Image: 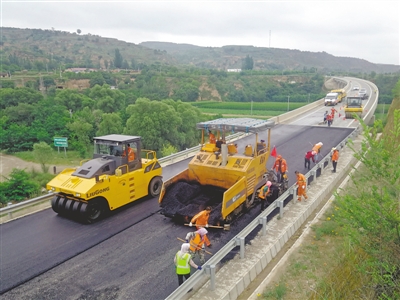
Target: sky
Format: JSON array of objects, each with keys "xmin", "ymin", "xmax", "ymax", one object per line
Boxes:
[{"xmin": 1, "ymin": 0, "xmax": 399, "ymax": 65}]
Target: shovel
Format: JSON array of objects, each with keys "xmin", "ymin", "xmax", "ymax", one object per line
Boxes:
[{"xmin": 184, "ymin": 223, "xmax": 230, "ymax": 231}]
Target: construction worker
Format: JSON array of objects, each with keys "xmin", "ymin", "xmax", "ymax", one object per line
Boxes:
[
  {"xmin": 189, "ymin": 206, "xmax": 212, "ymax": 247},
  {"xmin": 331, "ymin": 107, "xmax": 338, "ymax": 118},
  {"xmin": 326, "ymin": 113, "xmax": 333, "ymax": 127},
  {"xmin": 122, "ymin": 143, "xmax": 135, "ymax": 162},
  {"xmin": 272, "ymin": 155, "xmax": 288, "ymax": 183},
  {"xmin": 323, "ymin": 111, "xmax": 328, "ymax": 124},
  {"xmin": 331, "ymin": 147, "xmax": 339, "ymax": 173},
  {"xmin": 295, "ymin": 170, "xmax": 308, "ymax": 201},
  {"xmin": 258, "ymin": 181, "xmax": 272, "ymax": 211},
  {"xmin": 304, "ymin": 150, "xmax": 316, "ymax": 170},
  {"xmin": 174, "ymin": 243, "xmax": 202, "ymax": 287},
  {"xmin": 185, "ymin": 228, "xmax": 208, "ymax": 264},
  {"xmin": 208, "ymin": 130, "xmax": 216, "ymax": 144},
  {"xmin": 312, "ymin": 142, "xmax": 323, "ymax": 161}
]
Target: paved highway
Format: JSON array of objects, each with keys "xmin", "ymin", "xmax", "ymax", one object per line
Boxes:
[{"xmin": 1, "ymin": 78, "xmax": 376, "ymax": 299}]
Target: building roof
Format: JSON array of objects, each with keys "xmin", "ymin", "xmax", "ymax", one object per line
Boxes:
[{"xmin": 196, "ymin": 118, "xmax": 275, "ymax": 133}]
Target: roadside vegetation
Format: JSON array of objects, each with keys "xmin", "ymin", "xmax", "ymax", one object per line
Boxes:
[{"xmin": 260, "ymin": 86, "xmax": 400, "ymax": 299}]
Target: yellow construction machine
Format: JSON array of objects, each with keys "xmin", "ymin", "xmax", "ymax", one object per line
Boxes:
[
  {"xmin": 159, "ymin": 118, "xmax": 275, "ymax": 226},
  {"xmin": 330, "ymin": 89, "xmax": 347, "ymax": 103},
  {"xmin": 344, "ymin": 92, "xmax": 364, "ymax": 119},
  {"xmin": 47, "ymin": 134, "xmax": 162, "ymax": 223}
]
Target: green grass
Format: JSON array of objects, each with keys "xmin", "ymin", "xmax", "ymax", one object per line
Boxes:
[
  {"xmin": 12, "ymin": 150, "xmax": 84, "ymax": 166},
  {"xmin": 192, "ymin": 101, "xmax": 307, "ymax": 116},
  {"xmin": 262, "ymin": 281, "xmax": 287, "ymax": 299}
]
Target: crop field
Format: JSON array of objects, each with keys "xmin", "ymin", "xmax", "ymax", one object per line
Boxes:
[{"xmin": 191, "ymin": 101, "xmax": 307, "ymax": 117}]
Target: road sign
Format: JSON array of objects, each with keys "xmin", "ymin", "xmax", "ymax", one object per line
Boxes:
[{"xmin": 54, "ymin": 137, "xmax": 68, "ymax": 147}]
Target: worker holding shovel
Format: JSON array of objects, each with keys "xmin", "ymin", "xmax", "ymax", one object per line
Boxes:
[
  {"xmin": 189, "ymin": 206, "xmax": 212, "ymax": 247},
  {"xmin": 185, "ymin": 228, "xmax": 209, "ymax": 264}
]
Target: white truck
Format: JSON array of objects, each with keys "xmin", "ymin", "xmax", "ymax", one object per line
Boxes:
[{"xmin": 324, "ymin": 92, "xmax": 339, "ymax": 106}]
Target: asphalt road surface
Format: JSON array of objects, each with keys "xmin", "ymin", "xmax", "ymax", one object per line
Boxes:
[{"xmin": 0, "ymin": 123, "xmax": 354, "ymax": 299}]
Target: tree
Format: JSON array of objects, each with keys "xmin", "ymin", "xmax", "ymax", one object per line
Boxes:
[
  {"xmin": 0, "ymin": 169, "xmax": 40, "ymax": 203},
  {"xmin": 89, "ymin": 84, "xmax": 126, "ymax": 113},
  {"xmin": 77, "ymin": 29, "xmax": 81, "ymax": 34},
  {"xmin": 114, "ymin": 48, "xmax": 123, "ymax": 69},
  {"xmin": 242, "ymin": 55, "xmax": 254, "ymax": 70},
  {"xmin": 96, "ymin": 113, "xmax": 123, "ymax": 136},
  {"xmin": 124, "ymin": 98, "xmax": 182, "ymax": 152},
  {"xmin": 66, "ymin": 120, "xmax": 93, "ymax": 158},
  {"xmin": 33, "ymin": 142, "xmax": 54, "ymax": 172}
]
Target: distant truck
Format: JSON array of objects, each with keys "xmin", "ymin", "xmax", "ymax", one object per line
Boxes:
[
  {"xmin": 330, "ymin": 89, "xmax": 347, "ymax": 103},
  {"xmin": 324, "ymin": 92, "xmax": 340, "ymax": 106}
]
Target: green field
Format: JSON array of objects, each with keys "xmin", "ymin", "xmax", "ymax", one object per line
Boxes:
[{"xmin": 191, "ymin": 101, "xmax": 307, "ymax": 117}]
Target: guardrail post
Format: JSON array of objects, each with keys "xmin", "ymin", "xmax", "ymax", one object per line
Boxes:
[
  {"xmin": 259, "ymin": 216, "xmax": 268, "ymax": 236},
  {"xmin": 235, "ymin": 237, "xmax": 245, "ymax": 259},
  {"xmin": 209, "ymin": 264, "xmax": 216, "ymax": 291},
  {"xmin": 291, "ymin": 186, "xmax": 297, "ymax": 203},
  {"xmin": 278, "ymin": 200, "xmax": 284, "ymax": 219},
  {"xmin": 7, "ymin": 202, "xmax": 12, "ymax": 219},
  {"xmin": 319, "ymin": 162, "xmax": 324, "ymax": 175}
]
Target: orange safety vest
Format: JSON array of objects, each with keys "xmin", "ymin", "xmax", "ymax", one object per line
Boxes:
[
  {"xmin": 258, "ymin": 184, "xmax": 270, "ymax": 200},
  {"xmin": 191, "ymin": 210, "xmax": 210, "ymax": 227},
  {"xmin": 332, "ymin": 150, "xmax": 339, "ymax": 161},
  {"xmin": 189, "ymin": 233, "xmax": 205, "ymax": 252},
  {"xmin": 273, "ymin": 158, "xmax": 287, "ymax": 173},
  {"xmin": 209, "ymin": 133, "xmax": 216, "ymax": 144},
  {"xmin": 123, "ymin": 147, "xmax": 135, "ymax": 162},
  {"xmin": 296, "ymin": 173, "xmax": 306, "ymax": 187}
]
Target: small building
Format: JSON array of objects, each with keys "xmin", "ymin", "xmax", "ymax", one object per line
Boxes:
[{"xmin": 227, "ymin": 69, "xmax": 242, "ymax": 73}]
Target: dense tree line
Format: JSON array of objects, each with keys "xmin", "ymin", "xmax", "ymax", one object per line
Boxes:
[{"xmin": 0, "ymin": 85, "xmax": 206, "ymax": 157}]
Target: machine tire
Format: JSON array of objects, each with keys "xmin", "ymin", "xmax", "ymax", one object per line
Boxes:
[
  {"xmin": 149, "ymin": 177, "xmax": 162, "ymax": 197},
  {"xmin": 51, "ymin": 196, "xmax": 61, "ymax": 213},
  {"xmin": 85, "ymin": 200, "xmax": 106, "ymax": 224}
]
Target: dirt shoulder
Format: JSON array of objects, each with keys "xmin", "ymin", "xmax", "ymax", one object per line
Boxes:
[{"xmin": 0, "ymin": 152, "xmax": 73, "ymax": 181}]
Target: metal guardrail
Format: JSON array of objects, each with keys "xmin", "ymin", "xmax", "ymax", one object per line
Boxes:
[
  {"xmin": 165, "ymin": 127, "xmax": 361, "ymax": 299},
  {"xmin": 0, "ymin": 193, "xmax": 54, "ymax": 219}
]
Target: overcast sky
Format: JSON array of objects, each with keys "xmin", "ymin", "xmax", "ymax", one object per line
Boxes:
[{"xmin": 1, "ymin": 0, "xmax": 399, "ymax": 65}]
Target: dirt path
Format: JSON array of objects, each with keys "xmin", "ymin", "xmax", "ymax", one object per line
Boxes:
[{"xmin": 0, "ymin": 153, "xmax": 72, "ymax": 181}]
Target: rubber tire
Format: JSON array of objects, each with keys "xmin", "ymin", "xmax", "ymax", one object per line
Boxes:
[
  {"xmin": 149, "ymin": 177, "xmax": 162, "ymax": 197},
  {"xmin": 85, "ymin": 201, "xmax": 104, "ymax": 224}
]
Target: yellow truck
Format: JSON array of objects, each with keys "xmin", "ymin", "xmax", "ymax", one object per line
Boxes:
[
  {"xmin": 159, "ymin": 118, "xmax": 276, "ymax": 226},
  {"xmin": 47, "ymin": 134, "xmax": 162, "ymax": 223},
  {"xmin": 330, "ymin": 89, "xmax": 347, "ymax": 103}
]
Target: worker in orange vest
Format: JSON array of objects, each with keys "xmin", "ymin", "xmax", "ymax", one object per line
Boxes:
[
  {"xmin": 258, "ymin": 181, "xmax": 272, "ymax": 211},
  {"xmin": 208, "ymin": 130, "xmax": 216, "ymax": 144},
  {"xmin": 189, "ymin": 207, "xmax": 212, "ymax": 247},
  {"xmin": 295, "ymin": 170, "xmax": 308, "ymax": 202},
  {"xmin": 123, "ymin": 143, "xmax": 135, "ymax": 162},
  {"xmin": 272, "ymin": 155, "xmax": 288, "ymax": 183},
  {"xmin": 185, "ymin": 228, "xmax": 208, "ymax": 264},
  {"xmin": 331, "ymin": 147, "xmax": 339, "ymax": 173}
]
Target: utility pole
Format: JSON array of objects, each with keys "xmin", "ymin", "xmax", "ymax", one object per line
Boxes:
[
  {"xmin": 269, "ymin": 30, "xmax": 271, "ymax": 48},
  {"xmin": 251, "ymin": 100, "xmax": 253, "ymax": 115},
  {"xmin": 287, "ymin": 95, "xmax": 290, "ymax": 111}
]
